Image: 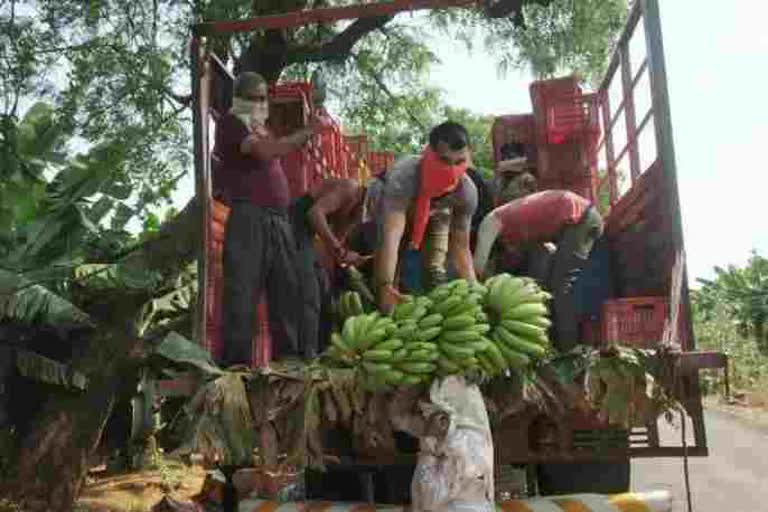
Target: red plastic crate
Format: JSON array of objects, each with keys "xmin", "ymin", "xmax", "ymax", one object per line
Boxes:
[
  {"xmin": 368, "ymin": 151, "xmax": 394, "ymax": 176},
  {"xmin": 578, "ymin": 315, "xmax": 601, "ymax": 347},
  {"xmin": 600, "ymin": 297, "xmax": 668, "ymax": 349},
  {"xmin": 491, "ymin": 115, "xmax": 536, "ymax": 166},
  {"xmin": 544, "ymin": 93, "xmax": 601, "ymax": 145},
  {"xmin": 269, "ymin": 83, "xmax": 355, "ymax": 196}
]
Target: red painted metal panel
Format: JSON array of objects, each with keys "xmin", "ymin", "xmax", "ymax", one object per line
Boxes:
[
  {"xmin": 193, "ymin": 0, "xmax": 475, "ymax": 35},
  {"xmin": 368, "ymin": 151, "xmax": 394, "ymax": 176}
]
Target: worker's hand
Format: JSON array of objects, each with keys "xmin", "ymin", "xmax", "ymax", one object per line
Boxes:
[
  {"xmin": 308, "ymin": 114, "xmax": 330, "ymax": 133},
  {"xmin": 340, "ymin": 250, "xmax": 373, "ymax": 268},
  {"xmin": 378, "ymin": 283, "xmax": 406, "ymax": 314},
  {"xmin": 419, "ymin": 437, "xmax": 440, "ymax": 456}
]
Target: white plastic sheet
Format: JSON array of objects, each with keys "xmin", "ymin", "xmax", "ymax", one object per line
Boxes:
[{"xmin": 411, "ymin": 376, "xmax": 494, "ymax": 512}]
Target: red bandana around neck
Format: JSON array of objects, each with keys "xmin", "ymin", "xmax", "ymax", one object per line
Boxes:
[{"xmin": 410, "ymin": 147, "xmax": 468, "ymax": 250}]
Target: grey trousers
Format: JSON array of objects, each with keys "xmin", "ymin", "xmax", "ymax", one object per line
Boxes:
[
  {"xmin": 221, "ymin": 201, "xmax": 301, "ymax": 366},
  {"xmin": 547, "ymin": 207, "xmax": 604, "ymax": 352}
]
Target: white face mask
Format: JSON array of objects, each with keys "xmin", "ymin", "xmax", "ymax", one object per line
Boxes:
[
  {"xmin": 231, "ymin": 97, "xmax": 269, "ymax": 130},
  {"xmin": 250, "ymin": 101, "xmax": 269, "ymax": 126}
]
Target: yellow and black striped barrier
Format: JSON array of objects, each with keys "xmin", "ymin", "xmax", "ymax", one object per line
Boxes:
[{"xmin": 238, "ymin": 491, "xmax": 672, "ymax": 512}]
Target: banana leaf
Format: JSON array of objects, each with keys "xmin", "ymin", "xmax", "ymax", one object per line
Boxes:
[
  {"xmin": 151, "ymin": 331, "xmax": 221, "ymax": 376},
  {"xmin": 15, "ymin": 349, "xmax": 87, "ymax": 390},
  {"xmin": 0, "ymin": 269, "xmax": 92, "ymax": 326}
]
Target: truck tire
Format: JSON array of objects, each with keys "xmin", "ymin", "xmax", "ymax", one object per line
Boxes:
[{"xmin": 536, "ymin": 461, "xmax": 630, "ymax": 495}]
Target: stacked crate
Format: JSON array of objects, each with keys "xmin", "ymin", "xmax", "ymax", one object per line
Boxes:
[
  {"xmin": 529, "ymin": 76, "xmax": 600, "ymax": 201},
  {"xmin": 368, "ymin": 151, "xmax": 394, "ymax": 176}
]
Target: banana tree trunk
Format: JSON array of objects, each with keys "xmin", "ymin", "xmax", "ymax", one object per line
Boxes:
[
  {"xmin": 755, "ymin": 319, "xmax": 767, "ymax": 355},
  {"xmin": 7, "ymin": 331, "xmax": 135, "ymax": 511},
  {"xmin": 5, "ymin": 199, "xmax": 201, "ymax": 510}
]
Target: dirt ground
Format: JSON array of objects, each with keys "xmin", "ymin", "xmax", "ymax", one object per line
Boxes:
[{"xmin": 74, "ymin": 460, "xmax": 206, "ymax": 512}]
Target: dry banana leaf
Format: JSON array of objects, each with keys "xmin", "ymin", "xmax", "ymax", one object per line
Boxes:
[
  {"xmin": 327, "ymin": 371, "xmax": 353, "ymax": 427},
  {"xmin": 321, "ymin": 388, "xmax": 339, "ymax": 425}
]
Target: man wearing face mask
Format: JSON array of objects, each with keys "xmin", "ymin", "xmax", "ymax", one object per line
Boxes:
[
  {"xmin": 214, "ymin": 71, "xmax": 327, "ymax": 367},
  {"xmin": 375, "ymin": 122, "xmax": 478, "ymax": 311}
]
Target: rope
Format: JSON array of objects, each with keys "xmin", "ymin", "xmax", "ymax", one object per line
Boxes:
[{"xmin": 680, "ymin": 405, "xmax": 693, "ymax": 512}]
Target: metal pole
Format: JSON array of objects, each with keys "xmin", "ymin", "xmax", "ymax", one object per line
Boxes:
[{"xmin": 191, "ymin": 36, "xmax": 211, "ymax": 348}]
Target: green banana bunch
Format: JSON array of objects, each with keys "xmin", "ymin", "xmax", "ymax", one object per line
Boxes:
[
  {"xmin": 325, "ymin": 274, "xmax": 551, "ymax": 387},
  {"xmin": 345, "ymin": 266, "xmax": 375, "ymax": 304},
  {"xmin": 421, "ymin": 279, "xmax": 492, "ymax": 377},
  {"xmin": 481, "ymin": 273, "xmax": 553, "ymax": 373},
  {"xmin": 335, "ymin": 291, "xmax": 366, "ymax": 327}
]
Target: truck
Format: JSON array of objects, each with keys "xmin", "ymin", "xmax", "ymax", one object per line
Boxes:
[{"xmin": 187, "ymin": 0, "xmax": 728, "ymax": 502}]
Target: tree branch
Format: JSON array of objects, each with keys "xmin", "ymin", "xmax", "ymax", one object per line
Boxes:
[
  {"xmin": 286, "ymin": 15, "xmax": 393, "ymax": 65},
  {"xmin": 351, "ymin": 53, "xmax": 427, "ymax": 132}
]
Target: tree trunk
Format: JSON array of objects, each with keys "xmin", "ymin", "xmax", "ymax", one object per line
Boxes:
[
  {"xmin": 7, "ymin": 331, "xmax": 136, "ymax": 512},
  {"xmin": 754, "ymin": 319, "xmax": 767, "ymax": 355}
]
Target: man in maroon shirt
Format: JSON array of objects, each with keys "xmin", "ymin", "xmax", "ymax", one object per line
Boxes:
[
  {"xmin": 474, "ymin": 175, "xmax": 603, "ymax": 351},
  {"xmin": 214, "ymin": 71, "xmax": 326, "ymax": 366}
]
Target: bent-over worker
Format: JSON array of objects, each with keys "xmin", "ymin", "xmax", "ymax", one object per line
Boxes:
[
  {"xmin": 215, "ymin": 71, "xmax": 327, "ymax": 366},
  {"xmin": 375, "ymin": 121, "xmax": 478, "ymax": 311},
  {"xmin": 290, "ymin": 178, "xmax": 369, "ymax": 357},
  {"xmin": 473, "ymin": 181, "xmax": 604, "ymax": 351}
]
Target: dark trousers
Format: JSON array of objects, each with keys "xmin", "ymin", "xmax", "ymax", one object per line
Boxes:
[
  {"xmin": 221, "ymin": 201, "xmax": 301, "ymax": 366},
  {"xmin": 289, "ymin": 196, "xmax": 326, "ymax": 358},
  {"xmin": 547, "ymin": 207, "xmax": 604, "ymax": 352}
]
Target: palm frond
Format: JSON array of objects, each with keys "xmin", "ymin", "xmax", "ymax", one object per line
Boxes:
[{"xmin": 0, "ymin": 269, "xmax": 92, "ymax": 326}]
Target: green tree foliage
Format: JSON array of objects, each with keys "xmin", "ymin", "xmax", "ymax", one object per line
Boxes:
[
  {"xmin": 1, "ymin": 0, "xmax": 626, "ymax": 216},
  {"xmin": 695, "ymin": 251, "xmax": 768, "ymax": 355},
  {"xmin": 481, "ymin": 0, "xmax": 628, "ymax": 84},
  {"xmin": 692, "ymin": 292, "xmax": 768, "ymax": 395}
]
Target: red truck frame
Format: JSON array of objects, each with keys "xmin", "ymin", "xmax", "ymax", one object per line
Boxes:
[{"xmin": 189, "ymin": 0, "xmax": 727, "ymax": 470}]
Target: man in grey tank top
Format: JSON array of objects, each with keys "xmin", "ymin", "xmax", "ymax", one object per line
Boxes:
[{"xmin": 375, "ymin": 122, "xmax": 478, "ymax": 312}]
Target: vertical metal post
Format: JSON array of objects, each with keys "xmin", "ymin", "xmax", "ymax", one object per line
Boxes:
[
  {"xmin": 620, "ymin": 45, "xmax": 641, "ymax": 182},
  {"xmin": 641, "ymin": 0, "xmax": 695, "ymax": 347},
  {"xmin": 642, "ymin": 0, "xmax": 705, "ymax": 449},
  {"xmin": 191, "ymin": 36, "xmax": 212, "ymax": 348},
  {"xmin": 600, "ymin": 92, "xmax": 618, "ymax": 205},
  {"xmin": 641, "ymin": 0, "xmax": 683, "ymax": 256}
]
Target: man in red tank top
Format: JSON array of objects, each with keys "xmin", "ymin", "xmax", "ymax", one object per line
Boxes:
[{"xmin": 474, "ymin": 174, "xmax": 604, "ymax": 351}]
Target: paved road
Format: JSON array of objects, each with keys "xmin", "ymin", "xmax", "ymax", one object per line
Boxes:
[{"xmin": 632, "ymin": 407, "xmax": 768, "ymax": 512}]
